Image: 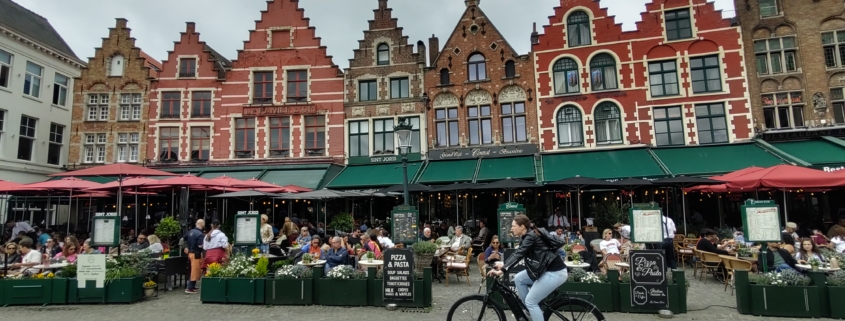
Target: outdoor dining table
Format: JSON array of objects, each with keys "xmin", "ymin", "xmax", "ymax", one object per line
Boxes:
[
  {"xmin": 298, "ymin": 260, "xmax": 326, "ymax": 267},
  {"xmin": 566, "ymin": 262, "xmax": 590, "ymax": 269},
  {"xmin": 796, "ymin": 264, "xmax": 841, "ymax": 272},
  {"xmin": 33, "ymin": 262, "xmax": 71, "ymax": 270},
  {"xmin": 358, "ymin": 259, "xmax": 384, "ymax": 269}
]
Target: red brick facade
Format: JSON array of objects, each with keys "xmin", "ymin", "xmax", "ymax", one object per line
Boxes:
[
  {"xmin": 423, "ymin": 0, "xmax": 538, "ymax": 151},
  {"xmin": 533, "ymin": 0, "xmax": 752, "ymax": 152},
  {"xmin": 146, "ymin": 22, "xmax": 228, "ymax": 164},
  {"xmin": 147, "ymin": 0, "xmax": 345, "ymax": 165}
]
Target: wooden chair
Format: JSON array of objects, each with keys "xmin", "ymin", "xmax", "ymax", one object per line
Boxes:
[
  {"xmin": 394, "ymin": 243, "xmax": 404, "ymax": 249},
  {"xmin": 590, "ymin": 239, "xmax": 603, "ymax": 260},
  {"xmin": 720, "ymin": 256, "xmax": 752, "ymax": 295},
  {"xmin": 476, "ymin": 253, "xmax": 486, "ymax": 294},
  {"xmin": 445, "ymin": 248, "xmax": 473, "ymax": 286},
  {"xmin": 692, "ymin": 249, "xmax": 705, "ymax": 278},
  {"xmin": 699, "ymin": 251, "xmax": 725, "ymax": 284},
  {"xmin": 676, "ymin": 242, "xmax": 693, "ymax": 267},
  {"xmin": 603, "ymin": 254, "xmax": 624, "ymax": 271},
  {"xmin": 572, "ymin": 244, "xmax": 587, "ymax": 253}
]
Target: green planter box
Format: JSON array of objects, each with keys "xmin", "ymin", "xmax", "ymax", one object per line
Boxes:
[
  {"xmin": 200, "ymin": 277, "xmax": 227, "ymax": 303},
  {"xmin": 830, "ymin": 287, "xmax": 845, "ymax": 319},
  {"xmin": 316, "ymin": 278, "xmax": 368, "ymax": 306},
  {"xmin": 558, "ymin": 282, "xmax": 614, "ymax": 312},
  {"xmin": 0, "ymin": 278, "xmax": 60, "ymax": 306},
  {"xmin": 67, "ymin": 277, "xmax": 143, "ymax": 304},
  {"xmin": 51, "ymin": 278, "xmax": 68, "ymax": 305},
  {"xmin": 749, "ymin": 285, "xmax": 821, "ymax": 318},
  {"xmin": 199, "ymin": 278, "xmax": 265, "ymax": 304},
  {"xmin": 266, "ymin": 279, "xmax": 312, "ymax": 305}
]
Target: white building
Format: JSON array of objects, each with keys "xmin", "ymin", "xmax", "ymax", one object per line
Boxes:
[{"xmin": 0, "ymin": 0, "xmax": 85, "ymax": 183}]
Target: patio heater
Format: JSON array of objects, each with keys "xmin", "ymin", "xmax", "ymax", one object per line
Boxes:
[{"xmin": 394, "ymin": 117, "xmax": 413, "ymax": 206}]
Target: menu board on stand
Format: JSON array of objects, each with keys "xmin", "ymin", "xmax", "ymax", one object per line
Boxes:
[
  {"xmin": 391, "ymin": 205, "xmax": 419, "ymax": 244},
  {"xmin": 629, "ymin": 250, "xmax": 668, "ymax": 309},
  {"xmin": 628, "ymin": 203, "xmax": 664, "ymax": 244},
  {"xmin": 497, "ymin": 203, "xmax": 524, "ymax": 245},
  {"xmin": 383, "ymin": 248, "xmax": 415, "ymax": 303},
  {"xmin": 91, "ymin": 215, "xmax": 120, "ymax": 247},
  {"xmin": 741, "ymin": 199, "xmax": 781, "ymax": 272},
  {"xmin": 234, "ymin": 211, "xmax": 260, "ymax": 246}
]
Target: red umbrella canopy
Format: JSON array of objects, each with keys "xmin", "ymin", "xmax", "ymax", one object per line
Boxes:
[
  {"xmin": 146, "ymin": 174, "xmax": 226, "ymax": 187},
  {"xmin": 711, "ymin": 166, "xmax": 767, "ymax": 180},
  {"xmin": 26, "ymin": 177, "xmax": 104, "ymax": 191},
  {"xmin": 0, "ymin": 180, "xmax": 26, "ymax": 193},
  {"xmin": 86, "ymin": 177, "xmax": 160, "ymax": 191},
  {"xmin": 50, "ymin": 163, "xmax": 177, "ymax": 177},
  {"xmin": 210, "ymin": 176, "xmax": 260, "ymax": 189},
  {"xmin": 241, "ymin": 178, "xmax": 285, "ymax": 189},
  {"xmin": 685, "ymin": 166, "xmax": 768, "ymax": 193},
  {"xmin": 725, "ymin": 164, "xmax": 845, "ymax": 189}
]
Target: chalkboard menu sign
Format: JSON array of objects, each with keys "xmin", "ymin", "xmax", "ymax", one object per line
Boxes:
[
  {"xmin": 497, "ymin": 203, "xmax": 524, "ymax": 244},
  {"xmin": 391, "ymin": 205, "xmax": 419, "ymax": 244},
  {"xmin": 234, "ymin": 211, "xmax": 260, "ymax": 246},
  {"xmin": 740, "ymin": 199, "xmax": 781, "ymax": 242},
  {"xmin": 629, "ymin": 250, "xmax": 668, "ymax": 309},
  {"xmin": 383, "ymin": 248, "xmax": 415, "ymax": 303},
  {"xmin": 629, "ymin": 203, "xmax": 664, "ymax": 244}
]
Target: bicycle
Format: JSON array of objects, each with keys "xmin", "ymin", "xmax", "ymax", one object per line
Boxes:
[{"xmin": 447, "ymin": 275, "xmax": 605, "ymax": 321}]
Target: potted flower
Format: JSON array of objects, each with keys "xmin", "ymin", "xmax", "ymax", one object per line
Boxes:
[
  {"xmin": 143, "ymin": 280, "xmax": 156, "ymax": 298},
  {"xmin": 808, "ymin": 258, "xmax": 821, "ymax": 272},
  {"xmin": 302, "ymin": 253, "xmax": 313, "ymax": 265},
  {"xmin": 744, "ymin": 270, "xmax": 820, "ymax": 317},
  {"xmin": 559, "ymin": 268, "xmax": 612, "ymax": 311},
  {"xmin": 252, "ymin": 248, "xmax": 260, "ymax": 258},
  {"xmin": 569, "ymin": 252, "xmax": 582, "ymax": 264},
  {"xmin": 413, "ymin": 241, "xmax": 437, "ymax": 277},
  {"xmin": 200, "ymin": 255, "xmax": 267, "ymax": 304},
  {"xmin": 266, "ymin": 265, "xmax": 314, "ymax": 305},
  {"xmin": 318, "ymin": 265, "xmax": 368, "ymax": 306},
  {"xmin": 365, "ymin": 251, "xmax": 375, "ymax": 263}
]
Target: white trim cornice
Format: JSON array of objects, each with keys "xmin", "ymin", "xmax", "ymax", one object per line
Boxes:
[{"xmin": 0, "ymin": 26, "xmax": 87, "ymax": 68}]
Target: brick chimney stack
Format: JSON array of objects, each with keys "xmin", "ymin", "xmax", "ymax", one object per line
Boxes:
[{"xmin": 428, "ymin": 35, "xmax": 439, "ymax": 67}]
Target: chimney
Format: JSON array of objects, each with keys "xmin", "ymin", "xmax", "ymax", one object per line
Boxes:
[
  {"xmin": 417, "ymin": 40, "xmax": 427, "ymax": 65},
  {"xmin": 115, "ymin": 18, "xmax": 128, "ymax": 29},
  {"xmin": 428, "ymin": 35, "xmax": 439, "ymax": 67},
  {"xmin": 378, "ymin": 0, "xmax": 388, "ymax": 10},
  {"xmin": 186, "ymin": 22, "xmax": 196, "ymax": 34},
  {"xmin": 464, "ymin": 0, "xmax": 480, "ymax": 7},
  {"xmin": 530, "ymin": 22, "xmax": 539, "ymax": 45}
]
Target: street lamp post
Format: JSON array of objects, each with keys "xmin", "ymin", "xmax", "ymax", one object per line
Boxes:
[{"xmin": 394, "ymin": 117, "xmax": 413, "ymax": 205}]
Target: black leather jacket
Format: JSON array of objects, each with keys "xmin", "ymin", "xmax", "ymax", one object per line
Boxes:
[{"xmin": 502, "ymin": 229, "xmax": 565, "ymax": 281}]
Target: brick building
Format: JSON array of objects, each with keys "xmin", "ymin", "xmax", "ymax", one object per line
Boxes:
[
  {"xmin": 534, "ymin": 0, "xmax": 752, "ymax": 151},
  {"xmin": 735, "ymin": 0, "xmax": 845, "ymax": 132},
  {"xmin": 69, "ymin": 18, "xmax": 160, "ymax": 168},
  {"xmin": 416, "ymin": 0, "xmax": 539, "ymax": 186},
  {"xmin": 324, "ymin": 0, "xmax": 428, "ymax": 189},
  {"xmin": 146, "ymin": 22, "xmax": 230, "ymax": 165}
]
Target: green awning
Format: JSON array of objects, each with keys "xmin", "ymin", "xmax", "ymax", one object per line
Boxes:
[
  {"xmin": 416, "ymin": 159, "xmax": 478, "ymax": 184},
  {"xmin": 651, "ymin": 143, "xmax": 784, "ymax": 176},
  {"xmin": 476, "ymin": 156, "xmax": 536, "ymax": 182},
  {"xmin": 542, "ymin": 148, "xmax": 666, "ymax": 181},
  {"xmin": 262, "ymin": 169, "xmax": 329, "ymax": 190},
  {"xmin": 327, "ymin": 162, "xmax": 423, "ymax": 189},
  {"xmin": 770, "ymin": 138, "xmax": 845, "ymax": 168},
  {"xmin": 200, "ymin": 171, "xmax": 264, "ymax": 180}
]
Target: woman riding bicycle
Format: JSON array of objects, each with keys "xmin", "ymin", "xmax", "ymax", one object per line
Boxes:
[{"xmin": 487, "ymin": 214, "xmax": 567, "ymax": 321}]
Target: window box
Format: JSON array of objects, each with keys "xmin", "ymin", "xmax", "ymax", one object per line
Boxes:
[
  {"xmin": 67, "ymin": 277, "xmax": 143, "ymax": 304},
  {"xmin": 265, "ymin": 278, "xmax": 312, "ymax": 305},
  {"xmin": 200, "ymin": 277, "xmax": 265, "ymax": 304},
  {"xmin": 0, "ymin": 278, "xmax": 67, "ymax": 306}
]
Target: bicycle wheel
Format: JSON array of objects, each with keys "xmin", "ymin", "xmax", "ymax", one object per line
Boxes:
[
  {"xmin": 543, "ymin": 297, "xmax": 605, "ymax": 321},
  {"xmin": 447, "ymin": 295, "xmax": 506, "ymax": 321}
]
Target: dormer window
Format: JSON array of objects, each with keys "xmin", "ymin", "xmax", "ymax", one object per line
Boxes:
[
  {"xmin": 468, "ymin": 54, "xmax": 486, "ymax": 81},
  {"xmin": 440, "ymin": 68, "xmax": 450, "ymax": 85},
  {"xmin": 567, "ymin": 11, "xmax": 591, "ymax": 47},
  {"xmin": 377, "ymin": 43, "xmax": 389, "ymax": 65},
  {"xmin": 109, "ymin": 55, "xmax": 124, "ymax": 76}
]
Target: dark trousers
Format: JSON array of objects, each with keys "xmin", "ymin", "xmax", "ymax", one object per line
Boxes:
[{"xmin": 662, "ymin": 238, "xmax": 677, "ymax": 270}]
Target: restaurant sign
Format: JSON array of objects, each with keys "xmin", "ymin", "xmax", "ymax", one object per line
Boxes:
[
  {"xmin": 243, "ymin": 105, "xmax": 320, "ymax": 116},
  {"xmin": 348, "ymin": 153, "xmax": 422, "ymax": 165},
  {"xmin": 760, "ymin": 128, "xmax": 845, "ymax": 141},
  {"xmin": 428, "ymin": 144, "xmax": 538, "ymax": 160}
]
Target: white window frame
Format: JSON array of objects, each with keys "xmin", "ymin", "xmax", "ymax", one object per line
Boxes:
[
  {"xmin": 52, "ymin": 73, "xmax": 69, "ymax": 106},
  {"xmin": 120, "ymin": 93, "xmax": 141, "ymax": 121},
  {"xmin": 47, "ymin": 123, "xmax": 64, "ymax": 165},
  {"xmin": 87, "ymin": 94, "xmax": 109, "ymax": 121},
  {"xmin": 0, "ymin": 49, "xmax": 11, "ymax": 88},
  {"xmin": 823, "ymin": 30, "xmax": 845, "ymax": 69},
  {"xmin": 754, "ymin": 37, "xmax": 798, "ymax": 75},
  {"xmin": 23, "ymin": 62, "xmax": 43, "ymax": 98}
]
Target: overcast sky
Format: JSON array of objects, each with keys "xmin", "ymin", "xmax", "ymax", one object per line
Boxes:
[{"xmin": 16, "ymin": 0, "xmax": 735, "ymax": 67}]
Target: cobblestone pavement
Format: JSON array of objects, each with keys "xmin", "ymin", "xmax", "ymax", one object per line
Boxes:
[{"xmin": 0, "ymin": 268, "xmax": 833, "ymax": 320}]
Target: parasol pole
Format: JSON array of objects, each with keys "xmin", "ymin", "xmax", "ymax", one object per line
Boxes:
[
  {"xmin": 577, "ymin": 186, "xmax": 582, "ymax": 230},
  {"xmin": 134, "ymin": 187, "xmax": 139, "ymax": 235},
  {"xmin": 783, "ymin": 189, "xmax": 789, "ymax": 223},
  {"xmin": 67, "ymin": 188, "xmax": 74, "ymax": 235},
  {"xmin": 145, "ymin": 193, "xmax": 149, "ymax": 229},
  {"xmin": 718, "ymin": 195, "xmax": 723, "ymax": 228},
  {"xmin": 681, "ymin": 187, "xmax": 688, "ymax": 236}
]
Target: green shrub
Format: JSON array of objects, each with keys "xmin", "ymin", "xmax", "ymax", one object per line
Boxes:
[{"xmin": 413, "ymin": 241, "xmax": 437, "ymax": 255}]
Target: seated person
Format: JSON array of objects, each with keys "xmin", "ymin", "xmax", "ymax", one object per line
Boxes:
[
  {"xmin": 9, "ymin": 239, "xmax": 41, "ymax": 276},
  {"xmin": 322, "ymin": 236, "xmax": 350, "ymax": 273},
  {"xmin": 448, "ymin": 226, "xmax": 472, "ymax": 254},
  {"xmin": 300, "ymin": 236, "xmax": 324, "ymax": 258},
  {"xmin": 295, "ymin": 227, "xmax": 311, "ymax": 246},
  {"xmin": 696, "ymin": 229, "xmax": 731, "ymax": 255},
  {"xmin": 599, "ymin": 229, "xmax": 622, "ymax": 256},
  {"xmin": 766, "ymin": 241, "xmax": 798, "ymax": 272},
  {"xmin": 54, "ymin": 242, "xmax": 79, "ymax": 263},
  {"xmin": 3, "ymin": 242, "xmax": 21, "ymax": 265},
  {"xmin": 81, "ymin": 239, "xmax": 102, "ymax": 254},
  {"xmin": 146, "ymin": 235, "xmax": 164, "ymax": 254},
  {"xmin": 484, "ymin": 235, "xmax": 504, "ymax": 265},
  {"xmin": 128, "ymin": 234, "xmax": 150, "ymax": 252},
  {"xmin": 419, "ymin": 228, "xmax": 434, "ymax": 242},
  {"xmin": 357, "ymin": 234, "xmax": 381, "ymax": 258},
  {"xmin": 377, "ymin": 230, "xmax": 395, "ymax": 249},
  {"xmin": 794, "ymin": 238, "xmax": 825, "ymax": 264},
  {"xmin": 780, "ymin": 232, "xmax": 796, "ymax": 255}
]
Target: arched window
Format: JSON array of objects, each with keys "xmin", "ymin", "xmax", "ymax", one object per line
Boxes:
[
  {"xmin": 110, "ymin": 55, "xmax": 124, "ymax": 76},
  {"xmin": 567, "ymin": 11, "xmax": 591, "ymax": 47},
  {"xmin": 553, "ymin": 58, "xmax": 580, "ymax": 95},
  {"xmin": 468, "ymin": 53, "xmax": 486, "ymax": 81},
  {"xmin": 377, "ymin": 43, "xmax": 389, "ymax": 65},
  {"xmin": 594, "ymin": 102, "xmax": 622, "ymax": 144},
  {"xmin": 440, "ymin": 68, "xmax": 450, "ymax": 85},
  {"xmin": 505, "ymin": 60, "xmax": 516, "ymax": 78},
  {"xmin": 590, "ymin": 53, "xmax": 618, "ymax": 91},
  {"xmin": 556, "ymin": 106, "xmax": 583, "ymax": 147}
]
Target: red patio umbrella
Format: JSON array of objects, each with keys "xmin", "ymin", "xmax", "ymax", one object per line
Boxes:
[
  {"xmin": 85, "ymin": 177, "xmax": 160, "ymax": 191},
  {"xmin": 0, "ymin": 180, "xmax": 26, "ymax": 193},
  {"xmin": 725, "ymin": 165, "xmax": 845, "ymax": 189},
  {"xmin": 685, "ymin": 166, "xmax": 768, "ymax": 193},
  {"xmin": 281, "ymin": 184, "xmax": 312, "ymax": 192},
  {"xmin": 148, "ymin": 174, "xmax": 226, "ymax": 188},
  {"xmin": 25, "ymin": 177, "xmax": 104, "ymax": 233},
  {"xmin": 49, "ymin": 163, "xmax": 177, "ymax": 178},
  {"xmin": 240, "ymin": 178, "xmax": 285, "ymax": 189}
]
